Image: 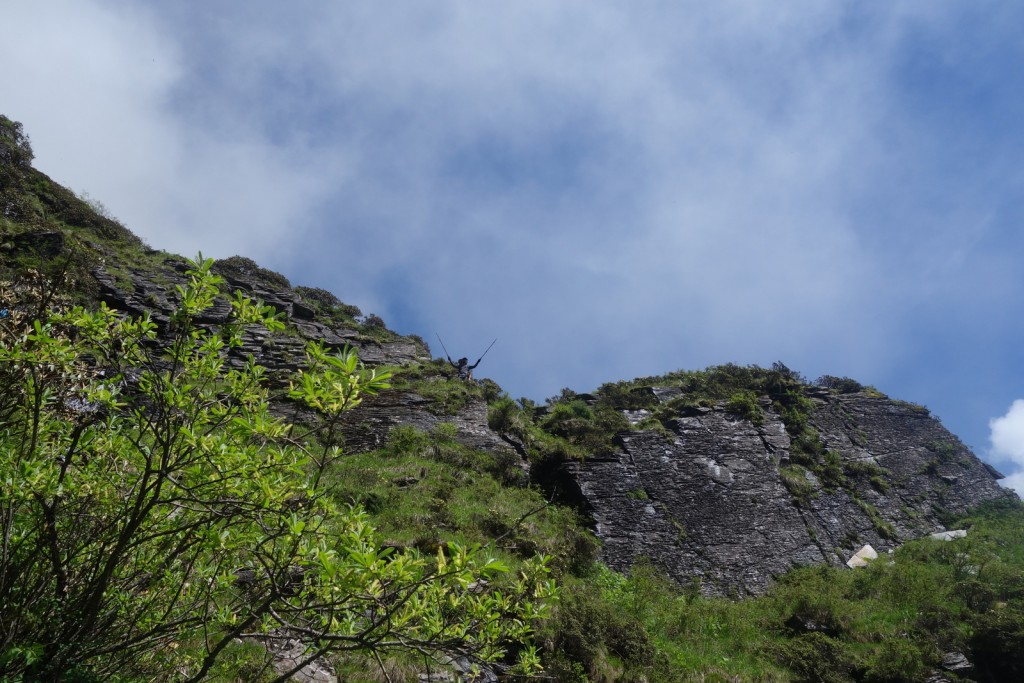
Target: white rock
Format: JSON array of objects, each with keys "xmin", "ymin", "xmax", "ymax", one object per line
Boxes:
[{"xmin": 846, "ymin": 544, "xmax": 878, "ymax": 568}]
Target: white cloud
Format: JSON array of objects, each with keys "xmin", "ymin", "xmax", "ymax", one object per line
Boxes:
[
  {"xmin": 275, "ymin": 2, "xmax": 923, "ymax": 394},
  {"xmin": 1000, "ymin": 471, "xmax": 1024, "ymax": 497},
  {"xmin": 990, "ymin": 400, "xmax": 1024, "ymax": 497},
  {"xmin": 990, "ymin": 400, "xmax": 1024, "ymax": 465},
  {"xmin": 0, "ymin": 0, "xmax": 337, "ymax": 261},
  {"xmin": 3, "ymin": 1, "xmax": 1022, "ymax": 418}
]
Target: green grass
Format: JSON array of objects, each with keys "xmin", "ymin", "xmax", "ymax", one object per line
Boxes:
[
  {"xmin": 320, "ymin": 424, "xmax": 597, "ymax": 575},
  {"xmin": 388, "ymin": 360, "xmax": 495, "ymax": 415},
  {"xmin": 537, "ymin": 500, "xmax": 1024, "ymax": 682}
]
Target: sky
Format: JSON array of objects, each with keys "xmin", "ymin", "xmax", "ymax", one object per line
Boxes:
[{"xmin": 3, "ymin": 1, "xmax": 1023, "ymax": 492}]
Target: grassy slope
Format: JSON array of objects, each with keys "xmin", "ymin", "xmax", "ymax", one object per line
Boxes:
[{"xmin": 540, "ymin": 500, "xmax": 1024, "ymax": 683}]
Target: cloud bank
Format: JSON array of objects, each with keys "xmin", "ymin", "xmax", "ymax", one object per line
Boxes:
[
  {"xmin": 991, "ymin": 400, "xmax": 1024, "ymax": 494},
  {"xmin": 4, "ymin": 1, "xmax": 1024, "ymax": 456}
]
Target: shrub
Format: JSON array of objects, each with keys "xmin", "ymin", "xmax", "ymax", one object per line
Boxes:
[
  {"xmin": 212, "ymin": 255, "xmax": 292, "ymax": 289},
  {"xmin": 725, "ymin": 390, "xmax": 765, "ymax": 426},
  {"xmin": 772, "ymin": 390, "xmax": 816, "ymax": 436},
  {"xmin": 815, "ymin": 375, "xmax": 864, "ymax": 393},
  {"xmin": 294, "ymin": 285, "xmax": 362, "ymax": 320},
  {"xmin": 488, "ymin": 395, "xmax": 527, "ymax": 438},
  {"xmin": 0, "ymin": 115, "xmax": 34, "ymax": 169},
  {"xmin": 542, "ymin": 399, "xmax": 594, "ymax": 433},
  {"xmin": 770, "ymin": 632, "xmax": 857, "ymax": 683},
  {"xmin": 819, "ymin": 450, "xmax": 847, "ymax": 489},
  {"xmin": 0, "ymin": 258, "xmax": 554, "ymax": 681},
  {"xmin": 540, "ymin": 400, "xmax": 630, "ymax": 457},
  {"xmin": 540, "ymin": 571, "xmax": 657, "ymax": 679},
  {"xmin": 597, "ymin": 381, "xmax": 659, "ymax": 410},
  {"xmin": 780, "ymin": 465, "xmax": 818, "ymax": 505},
  {"xmin": 863, "ymin": 639, "xmax": 929, "ymax": 682}
]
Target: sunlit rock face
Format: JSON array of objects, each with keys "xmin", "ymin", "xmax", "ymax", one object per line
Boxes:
[{"xmin": 566, "ymin": 390, "xmax": 1015, "ymax": 596}]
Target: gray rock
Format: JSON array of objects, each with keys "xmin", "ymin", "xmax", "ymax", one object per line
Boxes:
[
  {"xmin": 49, "ymin": 234, "xmax": 1019, "ymax": 604},
  {"xmin": 568, "ymin": 391, "xmax": 1016, "ymax": 595},
  {"xmin": 940, "ymin": 651, "xmax": 973, "ymax": 673},
  {"xmin": 846, "ymin": 544, "xmax": 878, "ymax": 568},
  {"xmin": 250, "ymin": 631, "xmax": 337, "ymax": 683}
]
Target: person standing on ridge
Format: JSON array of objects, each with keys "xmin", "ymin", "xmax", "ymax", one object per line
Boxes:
[
  {"xmin": 436, "ymin": 335, "xmax": 496, "ymax": 382},
  {"xmin": 448, "ymin": 356, "xmax": 480, "ymax": 381}
]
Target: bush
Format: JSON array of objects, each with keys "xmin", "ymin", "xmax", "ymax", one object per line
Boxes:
[
  {"xmin": 542, "ymin": 399, "xmax": 595, "ymax": 436},
  {"xmin": 725, "ymin": 390, "xmax": 765, "ymax": 426},
  {"xmin": 780, "ymin": 465, "xmax": 818, "ymax": 505},
  {"xmin": 970, "ymin": 603, "xmax": 1024, "ymax": 681},
  {"xmin": 819, "ymin": 450, "xmax": 847, "ymax": 489},
  {"xmin": 0, "ymin": 115, "xmax": 34, "ymax": 169},
  {"xmin": 541, "ymin": 572, "xmax": 657, "ymax": 680},
  {"xmin": 361, "ymin": 312, "xmax": 386, "ymax": 329},
  {"xmin": 488, "ymin": 395, "xmax": 529, "ymax": 440},
  {"xmin": 212, "ymin": 255, "xmax": 292, "ymax": 289},
  {"xmin": 863, "ymin": 639, "xmax": 929, "ymax": 682},
  {"xmin": 294, "ymin": 285, "xmax": 362, "ymax": 320},
  {"xmin": 544, "ymin": 401, "xmax": 630, "ymax": 457},
  {"xmin": 771, "ymin": 632, "xmax": 857, "ymax": 683},
  {"xmin": 597, "ymin": 381, "xmax": 659, "ymax": 410},
  {"xmin": 0, "ymin": 258, "xmax": 555, "ymax": 681},
  {"xmin": 815, "ymin": 375, "xmax": 864, "ymax": 393},
  {"xmin": 774, "ymin": 565, "xmax": 852, "ymax": 637}
]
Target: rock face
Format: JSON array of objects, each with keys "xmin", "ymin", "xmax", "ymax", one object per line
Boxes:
[
  {"xmin": 88, "ymin": 255, "xmax": 429, "ymax": 374},
  {"xmin": 567, "ymin": 389, "xmax": 1015, "ymax": 595},
  {"xmin": 82, "ymin": 252, "xmax": 510, "ymax": 460},
  {"xmin": 336, "ymin": 389, "xmax": 511, "ymax": 455}
]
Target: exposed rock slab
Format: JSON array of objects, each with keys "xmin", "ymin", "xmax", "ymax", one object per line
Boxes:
[
  {"xmin": 569, "ymin": 391, "xmax": 1016, "ymax": 595},
  {"xmin": 87, "ymin": 257, "xmax": 509, "ymax": 460}
]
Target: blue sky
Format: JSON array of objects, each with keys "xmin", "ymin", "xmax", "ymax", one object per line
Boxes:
[{"xmin": 4, "ymin": 1, "xmax": 1024, "ymax": 492}]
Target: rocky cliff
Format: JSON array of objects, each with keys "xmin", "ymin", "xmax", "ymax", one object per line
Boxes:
[{"xmin": 566, "ymin": 387, "xmax": 1013, "ymax": 595}]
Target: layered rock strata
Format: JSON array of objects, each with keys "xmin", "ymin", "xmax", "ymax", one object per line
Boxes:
[{"xmin": 567, "ymin": 389, "xmax": 1014, "ymax": 595}]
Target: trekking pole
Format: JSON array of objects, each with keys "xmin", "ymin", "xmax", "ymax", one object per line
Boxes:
[
  {"xmin": 475, "ymin": 338, "xmax": 497, "ymax": 365},
  {"xmin": 435, "ymin": 333, "xmax": 453, "ymax": 360}
]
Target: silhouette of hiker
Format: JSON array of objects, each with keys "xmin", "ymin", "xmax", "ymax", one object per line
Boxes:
[
  {"xmin": 447, "ymin": 355, "xmax": 480, "ymax": 381},
  {"xmin": 437, "ymin": 336, "xmax": 494, "ymax": 381}
]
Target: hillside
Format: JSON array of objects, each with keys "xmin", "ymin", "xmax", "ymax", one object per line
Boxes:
[
  {"xmin": 3, "ymin": 114, "xmax": 1023, "ymax": 682},
  {"xmin": 543, "ymin": 369, "xmax": 1014, "ymax": 596}
]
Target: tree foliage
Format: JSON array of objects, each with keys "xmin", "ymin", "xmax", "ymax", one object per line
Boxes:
[
  {"xmin": 0, "ymin": 115, "xmax": 34, "ymax": 170},
  {"xmin": 0, "ymin": 258, "xmax": 554, "ymax": 682},
  {"xmin": 1, "ymin": 115, "xmax": 36, "ymax": 220}
]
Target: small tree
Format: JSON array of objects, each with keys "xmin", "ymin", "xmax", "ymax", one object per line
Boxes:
[
  {"xmin": 1, "ymin": 115, "xmax": 35, "ymax": 219},
  {"xmin": 0, "ymin": 257, "xmax": 554, "ymax": 681},
  {"xmin": 0, "ymin": 115, "xmax": 34, "ymax": 169}
]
